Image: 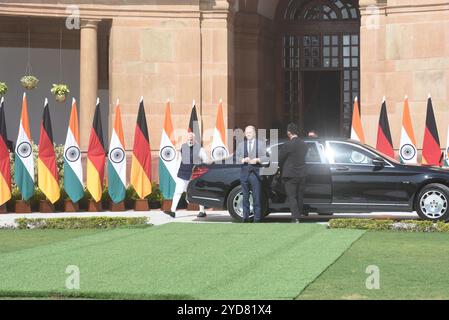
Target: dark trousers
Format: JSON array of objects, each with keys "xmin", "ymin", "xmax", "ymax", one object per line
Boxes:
[
  {"xmin": 283, "ymin": 177, "xmax": 306, "ymax": 220},
  {"xmin": 241, "ymin": 172, "xmax": 262, "ymax": 222}
]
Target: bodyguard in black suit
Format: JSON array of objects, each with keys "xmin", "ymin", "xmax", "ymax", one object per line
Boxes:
[
  {"xmin": 279, "ymin": 123, "xmax": 309, "ymax": 223},
  {"xmin": 235, "ymin": 126, "xmax": 268, "ymax": 223}
]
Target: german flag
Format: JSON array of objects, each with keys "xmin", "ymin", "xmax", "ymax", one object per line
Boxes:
[
  {"xmin": 188, "ymin": 100, "xmax": 201, "ymax": 143},
  {"xmin": 422, "ymin": 95, "xmax": 441, "ymax": 166},
  {"xmin": 376, "ymin": 97, "xmax": 395, "ymax": 158},
  {"xmin": 37, "ymin": 99, "xmax": 60, "ymax": 204},
  {"xmin": 0, "ymin": 97, "xmax": 11, "ymax": 206},
  {"xmin": 86, "ymin": 98, "xmax": 106, "ymax": 202},
  {"xmin": 130, "ymin": 97, "xmax": 152, "ymax": 199}
]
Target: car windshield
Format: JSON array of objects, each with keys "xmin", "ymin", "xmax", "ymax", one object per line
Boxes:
[{"xmin": 362, "ymin": 143, "xmax": 400, "ymax": 164}]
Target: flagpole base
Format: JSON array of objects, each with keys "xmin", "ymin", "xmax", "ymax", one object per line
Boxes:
[
  {"xmin": 134, "ymin": 199, "xmax": 149, "ymax": 212},
  {"xmin": 187, "ymin": 203, "xmax": 200, "ymax": 211},
  {"xmin": 64, "ymin": 200, "xmax": 79, "ymax": 212},
  {"xmin": 161, "ymin": 200, "xmax": 172, "ymax": 212},
  {"xmin": 111, "ymin": 201, "xmax": 126, "ymax": 212},
  {"xmin": 0, "ymin": 204, "xmax": 7, "ymax": 214},
  {"xmin": 39, "ymin": 200, "xmax": 56, "ymax": 213},
  {"xmin": 88, "ymin": 200, "xmax": 102, "ymax": 212},
  {"xmin": 15, "ymin": 200, "xmax": 32, "ymax": 213}
]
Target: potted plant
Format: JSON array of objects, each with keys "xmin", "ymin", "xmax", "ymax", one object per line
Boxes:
[
  {"xmin": 51, "ymin": 84, "xmax": 70, "ymax": 103},
  {"xmin": 20, "ymin": 75, "xmax": 39, "ymax": 90},
  {"xmin": 0, "ymin": 82, "xmax": 7, "ymax": 96},
  {"xmin": 148, "ymin": 185, "xmax": 163, "ymax": 209}
]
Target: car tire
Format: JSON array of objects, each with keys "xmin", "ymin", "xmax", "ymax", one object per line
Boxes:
[
  {"xmin": 226, "ymin": 185, "xmax": 268, "ymax": 222},
  {"xmin": 415, "ymin": 183, "xmax": 449, "ymax": 221}
]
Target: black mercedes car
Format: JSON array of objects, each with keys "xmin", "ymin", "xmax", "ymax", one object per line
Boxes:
[{"xmin": 186, "ymin": 138, "xmax": 449, "ymax": 222}]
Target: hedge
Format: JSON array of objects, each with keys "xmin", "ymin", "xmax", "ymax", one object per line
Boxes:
[
  {"xmin": 13, "ymin": 217, "xmax": 151, "ymax": 230},
  {"xmin": 328, "ymin": 219, "xmax": 449, "ymax": 233}
]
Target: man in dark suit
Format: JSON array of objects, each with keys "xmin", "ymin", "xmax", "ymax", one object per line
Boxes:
[
  {"xmin": 279, "ymin": 123, "xmax": 309, "ymax": 223},
  {"xmin": 235, "ymin": 126, "xmax": 268, "ymax": 223}
]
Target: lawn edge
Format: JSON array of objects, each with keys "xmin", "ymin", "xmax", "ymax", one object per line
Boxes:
[{"xmin": 294, "ymin": 229, "xmax": 367, "ymax": 300}]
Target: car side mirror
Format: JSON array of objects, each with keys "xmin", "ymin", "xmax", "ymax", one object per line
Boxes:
[{"xmin": 372, "ymin": 158, "xmax": 385, "ymax": 167}]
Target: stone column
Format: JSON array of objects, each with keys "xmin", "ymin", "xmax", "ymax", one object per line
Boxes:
[{"xmin": 80, "ymin": 19, "xmax": 100, "ymax": 151}]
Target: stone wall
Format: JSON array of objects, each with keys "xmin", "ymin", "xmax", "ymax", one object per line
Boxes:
[{"xmin": 360, "ymin": 0, "xmax": 449, "ymax": 154}]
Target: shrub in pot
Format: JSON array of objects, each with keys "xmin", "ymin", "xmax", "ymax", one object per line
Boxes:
[
  {"xmin": 51, "ymin": 84, "xmax": 70, "ymax": 103},
  {"xmin": 0, "ymin": 82, "xmax": 7, "ymax": 96},
  {"xmin": 20, "ymin": 75, "xmax": 39, "ymax": 90}
]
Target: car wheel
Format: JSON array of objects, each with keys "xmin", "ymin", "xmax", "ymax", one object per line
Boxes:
[
  {"xmin": 415, "ymin": 183, "xmax": 449, "ymax": 221},
  {"xmin": 226, "ymin": 186, "xmax": 268, "ymax": 222}
]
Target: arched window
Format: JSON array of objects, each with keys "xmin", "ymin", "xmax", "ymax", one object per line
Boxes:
[
  {"xmin": 284, "ymin": 0, "xmax": 360, "ymax": 21},
  {"xmin": 278, "ymin": 0, "xmax": 360, "ymax": 137}
]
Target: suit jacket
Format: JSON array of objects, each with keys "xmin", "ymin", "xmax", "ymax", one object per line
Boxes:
[
  {"xmin": 236, "ymin": 138, "xmax": 269, "ymax": 179},
  {"xmin": 279, "ymin": 137, "xmax": 309, "ymax": 178}
]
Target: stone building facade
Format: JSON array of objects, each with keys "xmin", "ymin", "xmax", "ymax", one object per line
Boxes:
[{"xmin": 0, "ymin": 0, "xmax": 448, "ymax": 176}]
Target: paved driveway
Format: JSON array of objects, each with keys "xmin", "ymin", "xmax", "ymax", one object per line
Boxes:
[{"xmin": 0, "ymin": 210, "xmax": 419, "ymax": 228}]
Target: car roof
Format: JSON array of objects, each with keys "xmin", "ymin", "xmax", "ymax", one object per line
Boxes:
[{"xmin": 270, "ymin": 137, "xmax": 359, "ymax": 145}]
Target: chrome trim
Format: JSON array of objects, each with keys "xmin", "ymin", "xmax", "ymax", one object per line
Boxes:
[
  {"xmin": 268, "ymin": 141, "xmax": 328, "ymax": 165},
  {"xmin": 299, "ymin": 202, "xmax": 410, "ymax": 207},
  {"xmin": 191, "ymin": 196, "xmax": 221, "ymax": 202},
  {"xmin": 332, "ymin": 202, "xmax": 409, "ymax": 206},
  {"xmin": 325, "ymin": 141, "xmax": 395, "ymax": 168}
]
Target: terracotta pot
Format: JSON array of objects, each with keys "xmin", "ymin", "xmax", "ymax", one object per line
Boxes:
[
  {"xmin": 88, "ymin": 200, "xmax": 102, "ymax": 212},
  {"xmin": 161, "ymin": 200, "xmax": 172, "ymax": 212},
  {"xmin": 64, "ymin": 200, "xmax": 79, "ymax": 212},
  {"xmin": 39, "ymin": 200, "xmax": 55, "ymax": 213},
  {"xmin": 15, "ymin": 200, "xmax": 32, "ymax": 213},
  {"xmin": 110, "ymin": 201, "xmax": 126, "ymax": 212},
  {"xmin": 149, "ymin": 200, "xmax": 161, "ymax": 210},
  {"xmin": 187, "ymin": 203, "xmax": 200, "ymax": 211},
  {"xmin": 0, "ymin": 204, "xmax": 7, "ymax": 214},
  {"xmin": 55, "ymin": 94, "xmax": 66, "ymax": 103},
  {"xmin": 134, "ymin": 199, "xmax": 149, "ymax": 212}
]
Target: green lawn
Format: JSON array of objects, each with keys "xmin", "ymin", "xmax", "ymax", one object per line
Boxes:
[
  {"xmin": 3, "ymin": 224, "xmax": 448, "ymax": 300},
  {"xmin": 0, "ymin": 229, "xmax": 104, "ymax": 254},
  {"xmin": 0, "ymin": 223, "xmax": 363, "ymax": 300},
  {"xmin": 298, "ymin": 231, "xmax": 449, "ymax": 300}
]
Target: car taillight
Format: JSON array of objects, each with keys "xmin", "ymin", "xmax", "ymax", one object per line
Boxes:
[{"xmin": 191, "ymin": 167, "xmax": 209, "ymax": 180}]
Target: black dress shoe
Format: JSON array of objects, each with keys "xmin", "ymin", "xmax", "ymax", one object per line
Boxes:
[
  {"xmin": 164, "ymin": 211, "xmax": 176, "ymax": 218},
  {"xmin": 197, "ymin": 211, "xmax": 207, "ymax": 218},
  {"xmin": 292, "ymin": 219, "xmax": 300, "ymax": 224}
]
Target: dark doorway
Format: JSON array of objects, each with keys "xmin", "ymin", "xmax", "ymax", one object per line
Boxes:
[
  {"xmin": 277, "ymin": 0, "xmax": 360, "ymax": 137},
  {"xmin": 303, "ymin": 71, "xmax": 341, "ymax": 138}
]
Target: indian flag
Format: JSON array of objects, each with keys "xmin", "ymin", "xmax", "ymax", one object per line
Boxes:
[
  {"xmin": 63, "ymin": 98, "xmax": 84, "ymax": 203},
  {"xmin": 108, "ymin": 99, "xmax": 127, "ymax": 203},
  {"xmin": 210, "ymin": 99, "xmax": 229, "ymax": 160},
  {"xmin": 158, "ymin": 100, "xmax": 178, "ymax": 200},
  {"xmin": 399, "ymin": 96, "xmax": 418, "ymax": 164},
  {"xmin": 350, "ymin": 97, "xmax": 365, "ymax": 143},
  {"xmin": 14, "ymin": 93, "xmax": 34, "ymax": 201}
]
